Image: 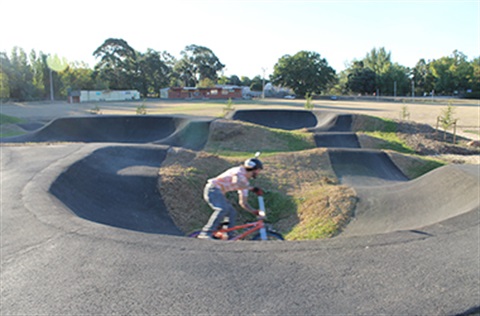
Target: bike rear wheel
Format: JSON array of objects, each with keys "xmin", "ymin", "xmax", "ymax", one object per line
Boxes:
[{"xmin": 252, "ymin": 230, "xmax": 284, "ymax": 241}]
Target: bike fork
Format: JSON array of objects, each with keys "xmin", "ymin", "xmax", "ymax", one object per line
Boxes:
[{"xmin": 258, "ymin": 196, "xmax": 267, "ymax": 240}]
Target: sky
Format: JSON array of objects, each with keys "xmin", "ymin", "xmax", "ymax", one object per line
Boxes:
[{"xmin": 1, "ymin": 0, "xmax": 479, "ymax": 78}]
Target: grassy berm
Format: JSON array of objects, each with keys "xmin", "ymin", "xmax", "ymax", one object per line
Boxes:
[{"xmin": 158, "ymin": 120, "xmax": 354, "ymax": 240}]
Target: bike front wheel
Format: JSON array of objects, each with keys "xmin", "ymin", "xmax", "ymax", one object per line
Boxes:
[
  {"xmin": 187, "ymin": 231, "xmax": 201, "ymax": 238},
  {"xmin": 252, "ymin": 230, "xmax": 284, "ymax": 241}
]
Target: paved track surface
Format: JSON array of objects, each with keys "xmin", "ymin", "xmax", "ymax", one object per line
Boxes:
[{"xmin": 1, "ymin": 109, "xmax": 479, "ymax": 315}]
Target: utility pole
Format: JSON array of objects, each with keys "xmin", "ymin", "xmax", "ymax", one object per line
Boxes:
[
  {"xmin": 49, "ymin": 68, "xmax": 54, "ymax": 101},
  {"xmin": 261, "ymin": 67, "xmax": 267, "ymax": 99},
  {"xmin": 411, "ymin": 80, "xmax": 415, "ymax": 100},
  {"xmin": 47, "ymin": 54, "xmax": 68, "ymax": 102},
  {"xmin": 409, "ymin": 71, "xmax": 415, "ymax": 101}
]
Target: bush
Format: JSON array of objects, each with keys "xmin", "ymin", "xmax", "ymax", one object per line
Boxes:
[{"xmin": 464, "ymin": 91, "xmax": 480, "ymax": 99}]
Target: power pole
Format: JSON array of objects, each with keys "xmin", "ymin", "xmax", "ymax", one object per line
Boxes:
[
  {"xmin": 261, "ymin": 67, "xmax": 267, "ymax": 99},
  {"xmin": 49, "ymin": 68, "xmax": 54, "ymax": 101}
]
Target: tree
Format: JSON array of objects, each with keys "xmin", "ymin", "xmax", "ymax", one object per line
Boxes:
[
  {"xmin": 240, "ymin": 76, "xmax": 252, "ymax": 87},
  {"xmin": 428, "ymin": 51, "xmax": 474, "ymax": 95},
  {"xmin": 469, "ymin": 57, "xmax": 480, "ymax": 92},
  {"xmin": 59, "ymin": 62, "xmax": 96, "ymax": 95},
  {"xmin": 93, "ymin": 38, "xmax": 137, "ymax": 90},
  {"xmin": 363, "ymin": 47, "xmax": 393, "ymax": 95},
  {"xmin": 249, "ymin": 75, "xmax": 264, "ymax": 91},
  {"xmin": 0, "ymin": 67, "xmax": 9, "ymax": 99},
  {"xmin": 6, "ymin": 47, "xmax": 37, "ymax": 100},
  {"xmin": 173, "ymin": 57, "xmax": 196, "ymax": 87},
  {"xmin": 29, "ymin": 50, "xmax": 48, "ymax": 99},
  {"xmin": 228, "ymin": 75, "xmax": 241, "ymax": 86},
  {"xmin": 382, "ymin": 63, "xmax": 410, "ymax": 96},
  {"xmin": 363, "ymin": 47, "xmax": 392, "ymax": 75},
  {"xmin": 271, "ymin": 51, "xmax": 336, "ymax": 97},
  {"xmin": 346, "ymin": 61, "xmax": 376, "ymax": 95},
  {"xmin": 412, "ymin": 59, "xmax": 434, "ymax": 95},
  {"xmin": 175, "ymin": 44, "xmax": 225, "ymax": 87},
  {"xmin": 136, "ymin": 49, "xmax": 172, "ymax": 96}
]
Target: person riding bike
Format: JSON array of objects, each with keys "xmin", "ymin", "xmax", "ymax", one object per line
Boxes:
[{"xmin": 198, "ymin": 155, "xmax": 264, "ymax": 240}]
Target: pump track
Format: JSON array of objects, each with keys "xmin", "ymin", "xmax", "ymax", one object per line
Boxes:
[{"xmin": 1, "ymin": 108, "xmax": 479, "ymax": 315}]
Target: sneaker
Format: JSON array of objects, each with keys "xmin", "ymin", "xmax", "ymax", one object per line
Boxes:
[{"xmin": 197, "ymin": 232, "xmax": 214, "ymax": 240}]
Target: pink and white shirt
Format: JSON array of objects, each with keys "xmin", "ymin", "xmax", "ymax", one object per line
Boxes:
[{"xmin": 208, "ymin": 166, "xmax": 250, "ymax": 197}]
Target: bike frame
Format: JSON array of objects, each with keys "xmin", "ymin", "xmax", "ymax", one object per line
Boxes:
[
  {"xmin": 213, "ymin": 196, "xmax": 268, "ymax": 241},
  {"xmin": 214, "ymin": 218, "xmax": 264, "ymax": 241}
]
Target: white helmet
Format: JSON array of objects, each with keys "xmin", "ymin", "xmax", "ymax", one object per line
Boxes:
[{"xmin": 244, "ymin": 152, "xmax": 263, "ymax": 170}]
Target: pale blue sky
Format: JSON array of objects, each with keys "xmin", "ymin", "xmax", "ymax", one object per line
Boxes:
[{"xmin": 1, "ymin": 0, "xmax": 478, "ymax": 78}]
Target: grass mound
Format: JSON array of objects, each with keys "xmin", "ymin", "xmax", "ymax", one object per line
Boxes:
[
  {"xmin": 0, "ymin": 114, "xmax": 25, "ymax": 137},
  {"xmin": 204, "ymin": 119, "xmax": 316, "ymax": 155},
  {"xmin": 158, "ymin": 119, "xmax": 357, "ymax": 240}
]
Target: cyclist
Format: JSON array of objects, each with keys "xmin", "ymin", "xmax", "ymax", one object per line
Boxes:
[{"xmin": 198, "ymin": 156, "xmax": 264, "ymax": 240}]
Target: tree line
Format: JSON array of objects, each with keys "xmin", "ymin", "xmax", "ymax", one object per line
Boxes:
[{"xmin": 1, "ymin": 38, "xmax": 478, "ymax": 101}]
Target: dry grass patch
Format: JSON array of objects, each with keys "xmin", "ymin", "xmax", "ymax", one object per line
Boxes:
[
  {"xmin": 158, "ymin": 147, "xmax": 358, "ymax": 240},
  {"xmin": 204, "ymin": 119, "xmax": 316, "ymax": 154}
]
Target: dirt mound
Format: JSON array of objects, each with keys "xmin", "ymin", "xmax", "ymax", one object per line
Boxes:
[
  {"xmin": 159, "ymin": 143, "xmax": 356, "ymax": 239},
  {"xmin": 204, "ymin": 119, "xmax": 316, "ymax": 153}
]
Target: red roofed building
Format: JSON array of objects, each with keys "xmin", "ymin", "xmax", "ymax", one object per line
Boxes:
[{"xmin": 165, "ymin": 86, "xmax": 243, "ymax": 99}]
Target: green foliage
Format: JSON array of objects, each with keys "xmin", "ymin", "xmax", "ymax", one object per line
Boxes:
[
  {"xmin": 273, "ymin": 129, "xmax": 315, "ymax": 152},
  {"xmin": 366, "ymin": 131, "xmax": 415, "ymax": 154},
  {"xmin": 136, "ymin": 102, "xmax": 147, "ymax": 115},
  {"xmin": 464, "ymin": 91, "xmax": 480, "ymax": 99},
  {"xmin": 463, "ymin": 129, "xmax": 480, "ymax": 136},
  {"xmin": 429, "ymin": 50, "xmax": 473, "ymax": 95},
  {"xmin": 178, "ymin": 44, "xmax": 225, "ymax": 86},
  {"xmin": 439, "ymin": 102, "xmax": 456, "ymax": 130},
  {"xmin": 222, "ymin": 98, "xmax": 235, "ymax": 116},
  {"xmin": 438, "ymin": 102, "xmax": 458, "ymax": 141},
  {"xmin": 93, "ymin": 38, "xmax": 137, "ymax": 91},
  {"xmin": 346, "ymin": 62, "xmax": 377, "ymax": 95},
  {"xmin": 344, "ymin": 48, "xmax": 411, "ymax": 96},
  {"xmin": 271, "ymin": 51, "xmax": 336, "ymax": 96},
  {"xmin": 197, "ymin": 78, "xmax": 216, "ymax": 88},
  {"xmin": 400, "ymin": 105, "xmax": 410, "ymax": 120},
  {"xmin": 246, "ymin": 190, "xmax": 296, "ymax": 224},
  {"xmin": 204, "ymin": 119, "xmax": 316, "ymax": 157},
  {"xmin": 89, "ymin": 105, "xmax": 102, "ymax": 115},
  {"xmin": 286, "ymin": 217, "xmax": 337, "ymax": 240},
  {"xmin": 2, "ymin": 42, "xmax": 476, "ymax": 101},
  {"xmin": 406, "ymin": 157, "xmax": 445, "ymax": 179},
  {"xmin": 359, "ymin": 116, "xmax": 415, "ymax": 153},
  {"xmin": 136, "ymin": 49, "xmax": 172, "ymax": 97},
  {"xmin": 249, "ymin": 75, "xmax": 264, "ymax": 92},
  {"xmin": 0, "ymin": 114, "xmax": 25, "ymax": 137},
  {"xmin": 358, "ymin": 116, "xmax": 397, "ymax": 133},
  {"xmin": 0, "ymin": 113, "xmax": 23, "ymax": 125},
  {"xmin": 438, "ymin": 103, "xmax": 457, "ymax": 139},
  {"xmin": 0, "ymin": 70, "xmax": 10, "ymax": 99}
]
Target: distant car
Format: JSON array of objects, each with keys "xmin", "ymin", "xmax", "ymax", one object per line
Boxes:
[
  {"xmin": 330, "ymin": 95, "xmax": 337, "ymax": 100},
  {"xmin": 284, "ymin": 95, "xmax": 296, "ymax": 99}
]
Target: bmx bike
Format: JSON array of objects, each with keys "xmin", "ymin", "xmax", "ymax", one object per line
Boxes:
[{"xmin": 188, "ymin": 195, "xmax": 284, "ymax": 241}]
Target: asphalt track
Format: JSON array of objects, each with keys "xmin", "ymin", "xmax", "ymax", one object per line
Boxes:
[{"xmin": 1, "ymin": 109, "xmax": 479, "ymax": 315}]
